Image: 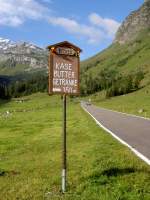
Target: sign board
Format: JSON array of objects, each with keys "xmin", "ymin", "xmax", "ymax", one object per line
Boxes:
[
  {"xmin": 48, "ymin": 41, "xmax": 81, "ymax": 95},
  {"xmin": 47, "ymin": 41, "xmax": 82, "ymax": 193}
]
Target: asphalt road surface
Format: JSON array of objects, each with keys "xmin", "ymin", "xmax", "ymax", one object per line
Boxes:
[{"xmin": 81, "ymin": 102, "xmax": 150, "ymax": 162}]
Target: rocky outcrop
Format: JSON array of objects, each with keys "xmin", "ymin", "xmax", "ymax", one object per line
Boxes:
[
  {"xmin": 0, "ymin": 38, "xmax": 48, "ymax": 72},
  {"xmin": 115, "ymin": 1, "xmax": 150, "ymax": 44}
]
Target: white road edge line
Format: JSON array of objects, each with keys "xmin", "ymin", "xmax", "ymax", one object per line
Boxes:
[{"xmin": 81, "ymin": 103, "xmax": 150, "ymax": 166}]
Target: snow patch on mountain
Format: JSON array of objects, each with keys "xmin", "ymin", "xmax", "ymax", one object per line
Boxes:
[
  {"xmin": 0, "ymin": 37, "xmax": 48, "ymax": 73},
  {"xmin": 0, "ymin": 37, "xmax": 16, "ymax": 50}
]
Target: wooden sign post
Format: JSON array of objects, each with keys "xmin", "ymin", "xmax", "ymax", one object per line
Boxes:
[{"xmin": 47, "ymin": 41, "xmax": 82, "ymax": 193}]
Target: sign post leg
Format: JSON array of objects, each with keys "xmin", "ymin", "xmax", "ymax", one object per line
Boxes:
[{"xmin": 62, "ymin": 94, "xmax": 67, "ymax": 193}]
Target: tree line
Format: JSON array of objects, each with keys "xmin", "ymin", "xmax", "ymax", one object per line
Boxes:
[
  {"xmin": 0, "ymin": 74, "xmax": 48, "ymax": 99},
  {"xmin": 80, "ymin": 68, "xmax": 144, "ymax": 97},
  {"xmin": 0, "ymin": 68, "xmax": 144, "ymax": 99}
]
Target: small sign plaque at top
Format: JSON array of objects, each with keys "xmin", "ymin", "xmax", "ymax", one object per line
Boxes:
[
  {"xmin": 48, "ymin": 41, "xmax": 82, "ymax": 95},
  {"xmin": 55, "ymin": 47, "xmax": 77, "ymax": 56}
]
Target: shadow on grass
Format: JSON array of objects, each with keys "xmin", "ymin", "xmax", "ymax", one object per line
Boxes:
[
  {"xmin": 0, "ymin": 169, "xmax": 20, "ymax": 177},
  {"xmin": 87, "ymin": 167, "xmax": 137, "ymax": 186},
  {"xmin": 101, "ymin": 167, "xmax": 136, "ymax": 177}
]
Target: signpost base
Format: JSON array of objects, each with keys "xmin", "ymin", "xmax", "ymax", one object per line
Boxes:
[
  {"xmin": 62, "ymin": 169, "xmax": 66, "ymax": 193},
  {"xmin": 62, "ymin": 95, "xmax": 67, "ymax": 193}
]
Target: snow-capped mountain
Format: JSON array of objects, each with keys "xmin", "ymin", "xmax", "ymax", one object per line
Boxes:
[
  {"xmin": 0, "ymin": 37, "xmax": 16, "ymax": 51},
  {"xmin": 0, "ymin": 37, "xmax": 45, "ymax": 54},
  {"xmin": 0, "ymin": 37, "xmax": 48, "ymax": 75}
]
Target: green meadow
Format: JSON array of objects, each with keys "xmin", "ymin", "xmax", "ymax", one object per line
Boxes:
[
  {"xmin": 0, "ymin": 93, "xmax": 150, "ymax": 200},
  {"xmin": 89, "ymin": 85, "xmax": 150, "ymax": 118}
]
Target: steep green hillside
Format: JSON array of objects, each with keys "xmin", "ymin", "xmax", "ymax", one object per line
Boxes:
[{"xmin": 81, "ymin": 29, "xmax": 150, "ymax": 95}]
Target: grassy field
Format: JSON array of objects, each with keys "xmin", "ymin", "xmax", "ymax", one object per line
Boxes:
[
  {"xmin": 88, "ymin": 85, "xmax": 150, "ymax": 118},
  {"xmin": 0, "ymin": 93, "xmax": 150, "ymax": 200}
]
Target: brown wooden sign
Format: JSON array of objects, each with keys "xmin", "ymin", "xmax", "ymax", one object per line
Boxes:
[
  {"xmin": 48, "ymin": 41, "xmax": 82, "ymax": 95},
  {"xmin": 47, "ymin": 41, "xmax": 82, "ymax": 192}
]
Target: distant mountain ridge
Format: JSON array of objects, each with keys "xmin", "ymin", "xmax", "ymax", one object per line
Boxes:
[
  {"xmin": 0, "ymin": 37, "xmax": 44, "ymax": 52},
  {"xmin": 0, "ymin": 38, "xmax": 48, "ymax": 76}
]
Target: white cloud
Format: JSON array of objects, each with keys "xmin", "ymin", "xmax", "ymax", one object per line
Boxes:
[
  {"xmin": 0, "ymin": 0, "xmax": 50, "ymax": 26},
  {"xmin": 89, "ymin": 13, "xmax": 120, "ymax": 37},
  {"xmin": 0, "ymin": 16, "xmax": 23, "ymax": 27},
  {"xmin": 0, "ymin": 1, "xmax": 120, "ymax": 45},
  {"xmin": 48, "ymin": 16, "xmax": 105, "ymax": 44},
  {"xmin": 48, "ymin": 14, "xmax": 120, "ymax": 44}
]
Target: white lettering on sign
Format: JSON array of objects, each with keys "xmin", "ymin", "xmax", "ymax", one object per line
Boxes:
[
  {"xmin": 51, "ymin": 54, "xmax": 79, "ymax": 94},
  {"xmin": 63, "ymin": 87, "xmax": 77, "ymax": 93},
  {"xmin": 56, "ymin": 62, "xmax": 72, "ymax": 71},
  {"xmin": 53, "ymin": 61, "xmax": 78, "ymax": 93},
  {"xmin": 53, "ymin": 79, "xmax": 77, "ymax": 86},
  {"xmin": 54, "ymin": 71, "xmax": 75, "ymax": 79}
]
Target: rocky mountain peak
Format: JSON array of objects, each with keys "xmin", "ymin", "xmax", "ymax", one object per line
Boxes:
[
  {"xmin": 0, "ymin": 37, "xmax": 16, "ymax": 50},
  {"xmin": 0, "ymin": 38, "xmax": 44, "ymax": 54},
  {"xmin": 0, "ymin": 37, "xmax": 48, "ymax": 74},
  {"xmin": 114, "ymin": 1, "xmax": 150, "ymax": 44}
]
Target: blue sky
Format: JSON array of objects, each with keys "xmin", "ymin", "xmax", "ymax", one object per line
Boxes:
[{"xmin": 0, "ymin": 0, "xmax": 143, "ymax": 60}]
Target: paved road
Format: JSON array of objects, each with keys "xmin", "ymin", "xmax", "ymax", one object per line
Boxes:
[{"xmin": 81, "ymin": 102, "xmax": 150, "ymax": 161}]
